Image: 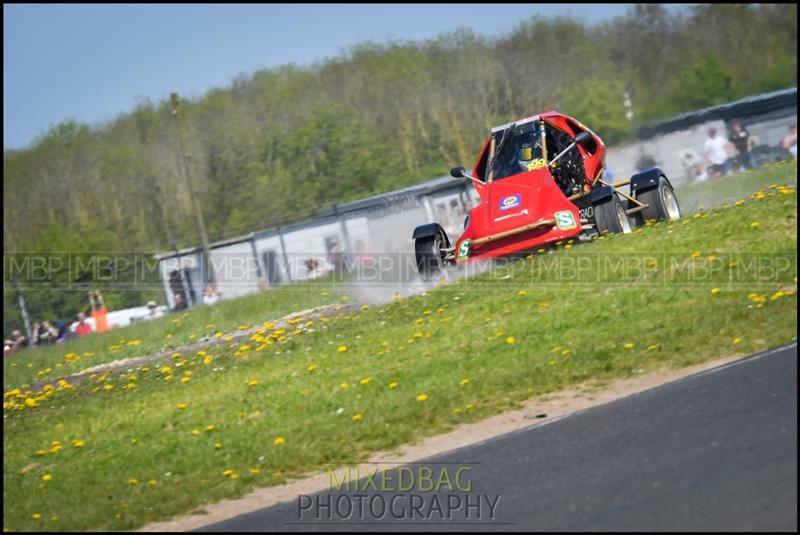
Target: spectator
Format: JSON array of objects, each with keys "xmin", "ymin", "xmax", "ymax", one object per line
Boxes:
[
  {"xmin": 782, "ymin": 124, "xmax": 797, "ymax": 158},
  {"xmin": 32, "ymin": 320, "xmax": 58, "ymax": 346},
  {"xmin": 354, "ymin": 240, "xmax": 375, "ymax": 271},
  {"xmin": 140, "ymin": 300, "xmax": 164, "ymax": 320},
  {"xmin": 690, "ymin": 162, "xmax": 709, "ymax": 183},
  {"xmin": 729, "ymin": 119, "xmax": 755, "ymax": 171},
  {"xmin": 202, "ymin": 284, "xmax": 220, "ymax": 306},
  {"xmin": 74, "ymin": 312, "xmax": 92, "ymax": 336},
  {"xmin": 680, "ymin": 150, "xmax": 704, "ymax": 182},
  {"xmin": 172, "ymin": 292, "xmax": 188, "ymax": 312},
  {"xmin": 89, "ymin": 290, "xmax": 109, "ymax": 333},
  {"xmin": 53, "ymin": 319, "xmax": 69, "ymax": 343},
  {"xmin": 636, "ymin": 151, "xmax": 657, "ymax": 172},
  {"xmin": 4, "ymin": 329, "xmax": 27, "ymax": 355},
  {"xmin": 704, "ymin": 128, "xmax": 732, "ymax": 177}
]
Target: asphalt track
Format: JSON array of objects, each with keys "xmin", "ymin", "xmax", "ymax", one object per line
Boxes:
[{"xmin": 200, "ymin": 343, "xmax": 798, "ymax": 532}]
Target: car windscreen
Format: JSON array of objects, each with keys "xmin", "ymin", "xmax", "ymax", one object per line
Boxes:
[{"xmin": 489, "ymin": 123, "xmax": 544, "ymax": 181}]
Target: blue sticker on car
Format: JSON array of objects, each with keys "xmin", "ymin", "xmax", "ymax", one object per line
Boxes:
[{"xmin": 499, "ymin": 194, "xmax": 521, "ymax": 211}]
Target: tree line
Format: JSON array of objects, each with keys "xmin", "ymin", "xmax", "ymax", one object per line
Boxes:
[{"xmin": 3, "ymin": 4, "xmax": 797, "ymax": 332}]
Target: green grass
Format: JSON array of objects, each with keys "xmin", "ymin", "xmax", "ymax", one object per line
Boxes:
[
  {"xmin": 3, "ymin": 165, "xmax": 797, "ymax": 532},
  {"xmin": 3, "ymin": 279, "xmax": 350, "ymax": 389},
  {"xmin": 6, "ymin": 160, "xmax": 795, "ymax": 391},
  {"xmin": 674, "ymin": 159, "xmax": 797, "ymax": 212}
]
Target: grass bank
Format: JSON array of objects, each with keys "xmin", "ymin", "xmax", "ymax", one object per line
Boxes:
[{"xmin": 3, "ymin": 167, "xmax": 797, "ymax": 532}]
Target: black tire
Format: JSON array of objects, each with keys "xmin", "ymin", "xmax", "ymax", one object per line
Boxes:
[
  {"xmin": 415, "ymin": 233, "xmax": 445, "ymax": 279},
  {"xmin": 593, "ymin": 193, "xmax": 632, "ymax": 235},
  {"xmin": 635, "ymin": 176, "xmax": 681, "ymax": 223}
]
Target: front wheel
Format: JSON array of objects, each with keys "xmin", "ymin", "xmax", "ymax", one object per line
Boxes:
[
  {"xmin": 594, "ymin": 193, "xmax": 632, "ymax": 235},
  {"xmin": 415, "ymin": 234, "xmax": 446, "ymax": 279},
  {"xmin": 636, "ymin": 176, "xmax": 681, "ymax": 223}
]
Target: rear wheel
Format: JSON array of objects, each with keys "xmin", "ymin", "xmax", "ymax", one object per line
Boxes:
[
  {"xmin": 594, "ymin": 193, "xmax": 631, "ymax": 235},
  {"xmin": 415, "ymin": 233, "xmax": 446, "ymax": 279},
  {"xmin": 636, "ymin": 176, "xmax": 681, "ymax": 223}
]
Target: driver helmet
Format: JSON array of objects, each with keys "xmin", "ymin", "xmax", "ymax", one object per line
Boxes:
[{"xmin": 518, "ymin": 143, "xmax": 533, "ymax": 161}]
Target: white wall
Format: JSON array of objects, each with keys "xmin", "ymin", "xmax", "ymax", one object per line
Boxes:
[{"xmin": 209, "ymin": 241, "xmax": 261, "ymax": 300}]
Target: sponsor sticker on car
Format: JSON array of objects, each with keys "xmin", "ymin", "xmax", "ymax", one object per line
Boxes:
[
  {"xmin": 499, "ymin": 194, "xmax": 521, "ymax": 211},
  {"xmin": 555, "ymin": 210, "xmax": 577, "ymax": 230},
  {"xmin": 457, "ymin": 239, "xmax": 471, "ymax": 259}
]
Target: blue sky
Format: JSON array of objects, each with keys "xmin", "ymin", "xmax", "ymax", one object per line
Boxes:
[{"xmin": 3, "ymin": 4, "xmax": 691, "ymax": 149}]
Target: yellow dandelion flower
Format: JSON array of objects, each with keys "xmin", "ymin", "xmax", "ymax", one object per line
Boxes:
[
  {"xmin": 214, "ymin": 443, "xmax": 222, "ymax": 450},
  {"xmin": 352, "ymin": 414, "xmax": 363, "ymax": 422},
  {"xmin": 339, "ymin": 382, "xmax": 349, "ymax": 389},
  {"xmin": 623, "ymin": 342, "xmax": 635, "ymax": 349},
  {"xmin": 506, "ymin": 336, "xmax": 516, "ymax": 345},
  {"xmin": 128, "ymin": 478, "xmax": 139, "ymax": 486},
  {"xmin": 205, "ymin": 424, "xmax": 216, "ymax": 432},
  {"xmin": 247, "ymin": 379, "xmax": 259, "ymax": 386},
  {"xmin": 647, "ymin": 344, "xmax": 658, "ymax": 351},
  {"xmin": 147, "ymin": 479, "xmax": 157, "ymax": 487},
  {"xmin": 274, "ymin": 436, "xmax": 286, "ymax": 445},
  {"xmin": 750, "ymin": 221, "xmax": 759, "ymax": 229},
  {"xmin": 417, "ymin": 393, "xmax": 428, "ymax": 402},
  {"xmin": 191, "ymin": 429, "xmax": 200, "ymax": 436},
  {"xmin": 177, "ymin": 403, "xmax": 187, "ymax": 410},
  {"xmin": 307, "ymin": 364, "xmax": 318, "ymax": 373},
  {"xmin": 710, "ymin": 288, "xmax": 721, "ymax": 295},
  {"xmin": 338, "ymin": 345, "xmax": 348, "ymax": 353},
  {"xmin": 389, "ymin": 381, "xmax": 399, "ymax": 389},
  {"xmin": 249, "ymin": 467, "xmax": 261, "ymax": 475},
  {"xmin": 180, "ymin": 376, "xmax": 191, "ymax": 384},
  {"xmin": 223, "ymin": 469, "xmax": 235, "ymax": 477},
  {"xmin": 459, "ymin": 378, "xmax": 470, "ymax": 386},
  {"xmin": 42, "ymin": 473, "xmax": 52, "ymax": 482},
  {"xmin": 36, "ymin": 449, "xmax": 47, "ymax": 456},
  {"xmin": 466, "ymin": 403, "xmax": 476, "ymax": 410},
  {"xmin": 203, "ymin": 355, "xmax": 213, "ymax": 365},
  {"xmin": 732, "ymin": 337, "xmax": 742, "ymax": 344},
  {"xmin": 539, "ymin": 302, "xmax": 550, "ymax": 309},
  {"xmin": 360, "ymin": 376, "xmax": 373, "ymax": 385},
  {"xmin": 32, "ymin": 513, "xmax": 42, "ymax": 520}
]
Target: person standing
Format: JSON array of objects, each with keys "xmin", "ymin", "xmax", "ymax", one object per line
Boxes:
[
  {"xmin": 704, "ymin": 128, "xmax": 732, "ymax": 177},
  {"xmin": 729, "ymin": 119, "xmax": 755, "ymax": 171},
  {"xmin": 89, "ymin": 290, "xmax": 109, "ymax": 333}
]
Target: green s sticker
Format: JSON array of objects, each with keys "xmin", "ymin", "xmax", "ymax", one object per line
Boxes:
[
  {"xmin": 555, "ymin": 211, "xmax": 577, "ymax": 230},
  {"xmin": 457, "ymin": 239, "xmax": 471, "ymax": 259}
]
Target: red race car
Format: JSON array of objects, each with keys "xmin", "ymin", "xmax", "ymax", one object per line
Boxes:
[{"xmin": 412, "ymin": 111, "xmax": 682, "ymax": 277}]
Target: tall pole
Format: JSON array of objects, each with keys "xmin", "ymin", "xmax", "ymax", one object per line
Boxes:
[
  {"xmin": 3, "ymin": 242, "xmax": 32, "ymax": 345},
  {"xmin": 170, "ymin": 92, "xmax": 215, "ymax": 285},
  {"xmin": 11, "ymin": 275, "xmax": 33, "ymax": 346}
]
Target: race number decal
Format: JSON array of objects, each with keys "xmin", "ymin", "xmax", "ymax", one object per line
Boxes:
[
  {"xmin": 555, "ymin": 211, "xmax": 577, "ymax": 230},
  {"xmin": 526, "ymin": 158, "xmax": 546, "ymax": 171},
  {"xmin": 457, "ymin": 239, "xmax": 471, "ymax": 259}
]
